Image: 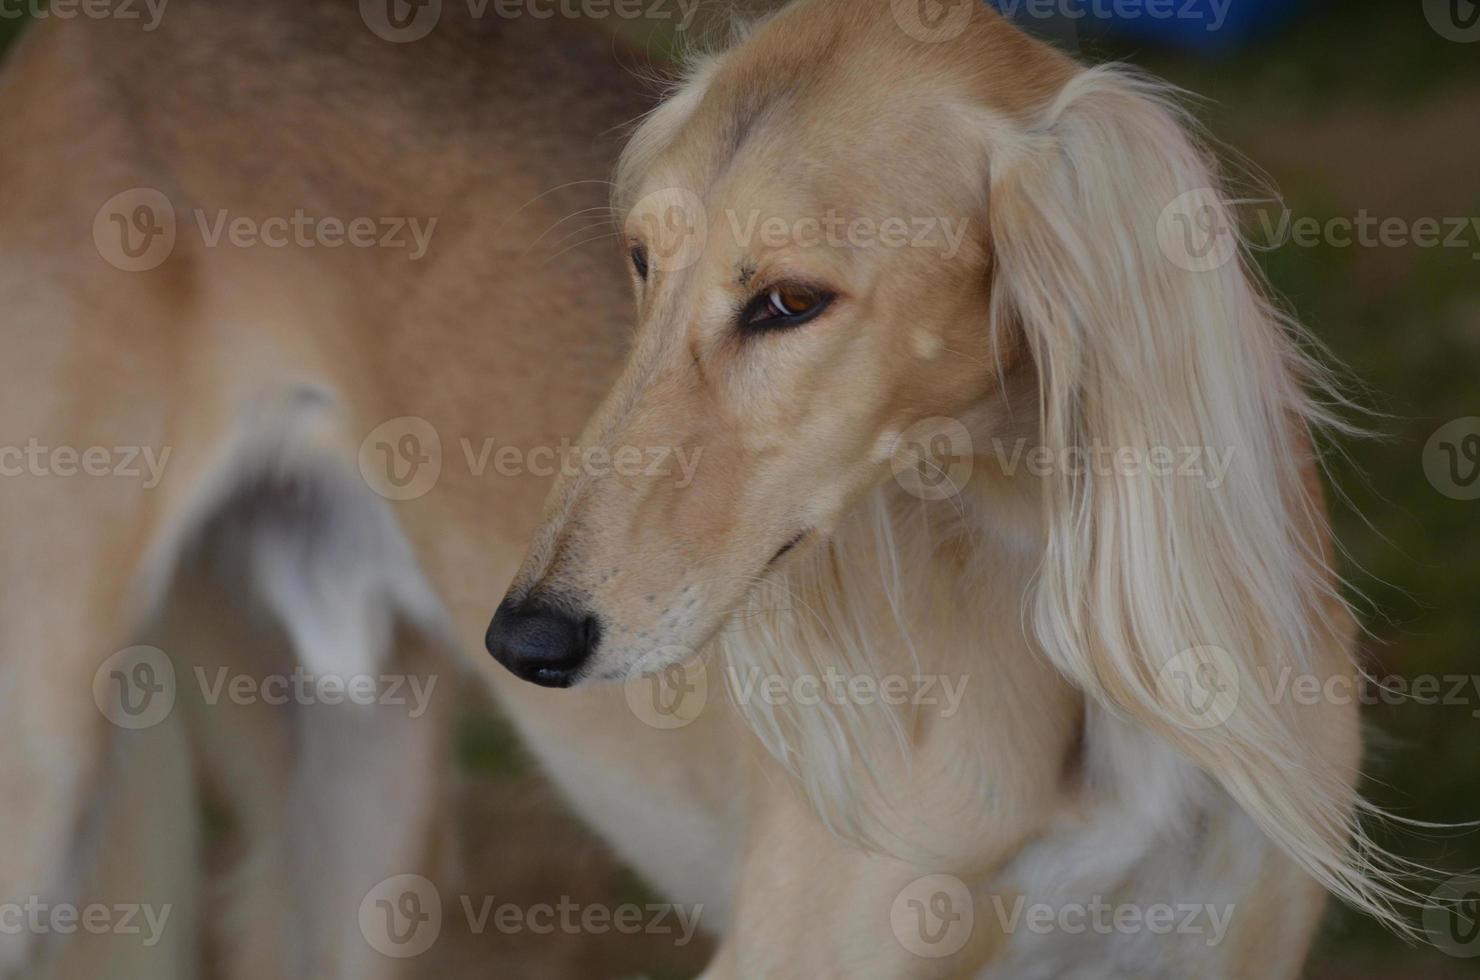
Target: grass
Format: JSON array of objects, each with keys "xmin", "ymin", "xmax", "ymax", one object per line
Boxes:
[{"xmin": 457, "ymin": 707, "xmax": 534, "ymax": 780}]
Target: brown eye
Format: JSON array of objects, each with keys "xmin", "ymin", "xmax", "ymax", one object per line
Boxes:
[
  {"xmin": 742, "ymin": 283, "xmax": 833, "ymax": 332},
  {"xmin": 631, "ymin": 245, "xmax": 649, "ymax": 281},
  {"xmin": 770, "ymin": 287, "xmax": 811, "ymax": 316}
]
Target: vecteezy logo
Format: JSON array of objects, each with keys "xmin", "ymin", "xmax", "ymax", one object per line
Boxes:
[
  {"xmin": 93, "ymin": 188, "xmax": 177, "ymax": 272},
  {"xmin": 1442, "ymin": 435, "xmax": 1480, "ymax": 487},
  {"xmin": 1426, "ymin": 875, "xmax": 1480, "ymax": 957},
  {"xmin": 890, "ymin": 417, "xmax": 974, "ymax": 501},
  {"xmin": 1156, "ymin": 645, "xmax": 1240, "ymax": 730},
  {"xmin": 1425, "ymin": 0, "xmax": 1480, "ymax": 42},
  {"xmin": 624, "ymin": 187, "xmax": 707, "ymax": 273},
  {"xmin": 1157, "ymin": 188, "xmax": 1239, "ymax": 273},
  {"xmin": 358, "ymin": 417, "xmax": 443, "ymax": 501},
  {"xmin": 360, "ymin": 0, "xmax": 442, "ymax": 43},
  {"xmin": 359, "ymin": 874, "xmax": 442, "ymax": 958},
  {"xmin": 890, "ymin": 874, "xmax": 974, "ymax": 959},
  {"xmin": 93, "ymin": 645, "xmax": 176, "ymax": 730},
  {"xmin": 623, "ymin": 646, "xmax": 708, "ymax": 730},
  {"xmin": 890, "ymin": 0, "xmax": 975, "ymax": 42},
  {"xmin": 1424, "ymin": 418, "xmax": 1480, "ymax": 501}
]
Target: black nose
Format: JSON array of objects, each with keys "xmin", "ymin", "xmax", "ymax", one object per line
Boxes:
[{"xmin": 485, "ymin": 597, "xmax": 601, "ymax": 689}]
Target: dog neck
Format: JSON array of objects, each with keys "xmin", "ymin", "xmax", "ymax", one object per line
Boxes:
[{"xmin": 717, "ymin": 445, "xmax": 1087, "ymax": 867}]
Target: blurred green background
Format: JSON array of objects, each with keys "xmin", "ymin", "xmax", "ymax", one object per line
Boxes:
[{"xmin": 3, "ymin": 1, "xmax": 1475, "ymax": 976}]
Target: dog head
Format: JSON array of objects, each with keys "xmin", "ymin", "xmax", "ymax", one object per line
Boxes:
[{"xmin": 485, "ymin": 1, "xmax": 1076, "ymax": 686}]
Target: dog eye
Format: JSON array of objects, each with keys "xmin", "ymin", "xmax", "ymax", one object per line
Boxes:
[
  {"xmin": 630, "ymin": 245, "xmax": 649, "ymax": 281},
  {"xmin": 742, "ymin": 284, "xmax": 833, "ymax": 332}
]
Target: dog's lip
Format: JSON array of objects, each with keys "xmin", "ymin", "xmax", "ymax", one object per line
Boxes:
[{"xmin": 766, "ymin": 530, "xmax": 811, "ymax": 567}]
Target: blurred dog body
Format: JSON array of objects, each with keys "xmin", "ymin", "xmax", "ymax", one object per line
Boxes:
[
  {"xmin": 0, "ymin": 0, "xmax": 1379, "ymax": 977},
  {"xmin": 0, "ymin": 2, "xmax": 693, "ymax": 976}
]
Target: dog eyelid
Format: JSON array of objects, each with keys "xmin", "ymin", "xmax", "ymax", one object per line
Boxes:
[{"xmin": 739, "ymin": 282, "xmax": 834, "ymax": 333}]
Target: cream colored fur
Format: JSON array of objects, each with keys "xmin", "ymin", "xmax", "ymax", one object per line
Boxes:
[{"xmin": 0, "ymin": 0, "xmax": 1412, "ymax": 977}]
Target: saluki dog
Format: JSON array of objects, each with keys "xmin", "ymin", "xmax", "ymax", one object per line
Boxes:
[{"xmin": 0, "ymin": 0, "xmax": 1411, "ymax": 977}]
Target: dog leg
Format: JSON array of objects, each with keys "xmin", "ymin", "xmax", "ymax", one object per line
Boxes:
[
  {"xmin": 36, "ymin": 718, "xmax": 200, "ymax": 980},
  {"xmin": 709, "ymin": 791, "xmax": 1000, "ymax": 980},
  {"xmin": 0, "ymin": 634, "xmax": 104, "ymax": 976},
  {"xmin": 0, "ymin": 410, "xmax": 192, "ymax": 977},
  {"xmin": 141, "ymin": 386, "xmax": 456, "ymax": 980},
  {"xmin": 155, "ymin": 566, "xmax": 451, "ymax": 980}
]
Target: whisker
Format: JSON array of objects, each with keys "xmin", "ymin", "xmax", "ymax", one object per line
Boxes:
[
  {"xmin": 531, "ymin": 207, "xmax": 622, "ymax": 248},
  {"xmin": 496, "ymin": 179, "xmax": 620, "ymax": 236},
  {"xmin": 544, "ymin": 231, "xmax": 623, "ymax": 265},
  {"xmin": 543, "ymin": 221, "xmax": 621, "ymax": 254}
]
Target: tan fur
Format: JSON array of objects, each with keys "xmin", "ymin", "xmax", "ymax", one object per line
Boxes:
[{"xmin": 0, "ymin": 1, "xmax": 1365, "ymax": 977}]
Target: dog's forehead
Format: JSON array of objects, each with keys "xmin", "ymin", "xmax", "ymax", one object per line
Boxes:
[
  {"xmin": 696, "ymin": 19, "xmax": 945, "ymax": 154},
  {"xmin": 619, "ymin": 1, "xmax": 1078, "ymax": 259},
  {"xmin": 637, "ymin": 2, "xmax": 1066, "ymax": 212},
  {"xmin": 655, "ymin": 76, "xmax": 981, "ymax": 223}
]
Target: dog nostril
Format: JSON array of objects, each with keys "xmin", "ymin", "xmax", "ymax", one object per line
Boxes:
[{"xmin": 485, "ymin": 596, "xmax": 602, "ymax": 689}]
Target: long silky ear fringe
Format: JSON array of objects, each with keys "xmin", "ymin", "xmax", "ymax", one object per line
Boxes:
[{"xmin": 989, "ymin": 62, "xmax": 1445, "ymax": 937}]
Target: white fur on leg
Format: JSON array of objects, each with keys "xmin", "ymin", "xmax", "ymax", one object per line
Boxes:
[{"xmin": 136, "ymin": 384, "xmax": 452, "ymax": 678}]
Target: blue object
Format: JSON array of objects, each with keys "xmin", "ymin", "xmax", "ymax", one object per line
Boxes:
[{"xmin": 987, "ymin": 0, "xmax": 1306, "ymax": 53}]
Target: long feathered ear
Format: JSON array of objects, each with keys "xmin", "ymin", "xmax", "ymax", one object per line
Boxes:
[{"xmin": 987, "ymin": 65, "xmax": 1414, "ymax": 927}]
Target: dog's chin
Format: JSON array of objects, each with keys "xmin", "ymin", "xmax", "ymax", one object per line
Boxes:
[
  {"xmin": 582, "ymin": 621, "xmax": 731, "ymax": 686},
  {"xmin": 584, "ymin": 644, "xmax": 703, "ymax": 685}
]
